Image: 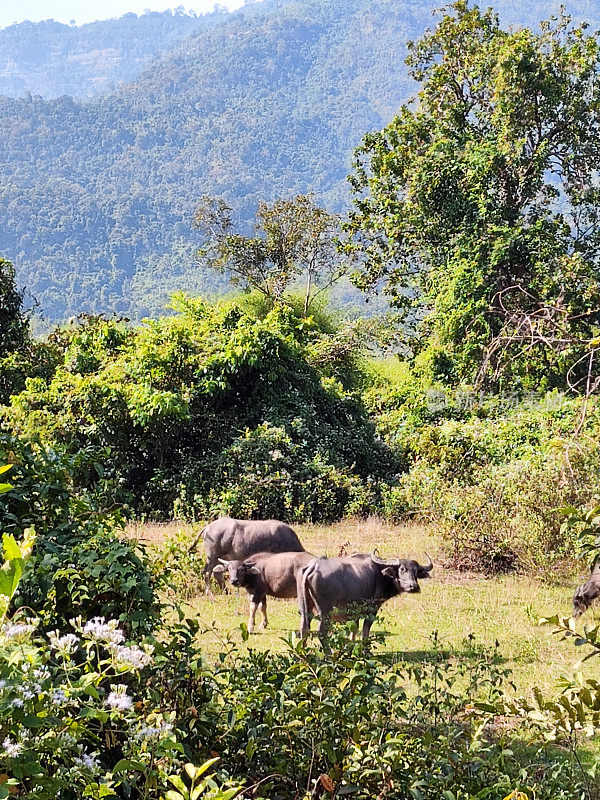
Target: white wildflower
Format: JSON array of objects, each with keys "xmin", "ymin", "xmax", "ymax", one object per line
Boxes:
[
  {"xmin": 74, "ymin": 752, "xmax": 99, "ymax": 770},
  {"xmin": 135, "ymin": 722, "xmax": 173, "ymax": 740},
  {"xmin": 18, "ymin": 687, "xmax": 35, "ymax": 700},
  {"xmin": 0, "ymin": 679, "xmax": 7, "ymax": 690},
  {"xmin": 10, "ymin": 698, "xmax": 24, "ymax": 708},
  {"xmin": 2, "ymin": 738, "xmax": 23, "ymax": 758},
  {"xmin": 111, "ymin": 643, "xmax": 153, "ymax": 670},
  {"xmin": 105, "ymin": 685, "xmax": 133, "ymax": 712},
  {"xmin": 51, "ymin": 689, "xmax": 67, "ymax": 705},
  {"xmin": 48, "ymin": 631, "xmax": 79, "ymax": 654},
  {"xmin": 2, "ymin": 622, "xmax": 35, "ymax": 640},
  {"xmin": 80, "ymin": 617, "xmax": 124, "ymax": 645}
]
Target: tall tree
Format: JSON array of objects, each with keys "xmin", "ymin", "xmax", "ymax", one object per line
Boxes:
[
  {"xmin": 0, "ymin": 258, "xmax": 29, "ymax": 358},
  {"xmin": 346, "ymin": 2, "xmax": 600, "ymax": 388},
  {"xmin": 0, "ymin": 257, "xmax": 31, "ymax": 404},
  {"xmin": 194, "ymin": 195, "xmax": 350, "ymax": 315}
]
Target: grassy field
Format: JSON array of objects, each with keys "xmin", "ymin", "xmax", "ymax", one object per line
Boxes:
[{"xmin": 126, "ymin": 518, "xmax": 600, "ymax": 698}]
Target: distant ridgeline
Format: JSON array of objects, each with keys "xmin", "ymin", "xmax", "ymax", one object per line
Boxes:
[{"xmin": 0, "ymin": 0, "xmax": 599, "ymax": 322}]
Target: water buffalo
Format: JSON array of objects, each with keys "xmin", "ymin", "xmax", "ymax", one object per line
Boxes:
[
  {"xmin": 573, "ymin": 564, "xmax": 600, "ymax": 617},
  {"xmin": 213, "ymin": 551, "xmax": 315, "ymax": 631},
  {"xmin": 190, "ymin": 516, "xmax": 305, "ymax": 591},
  {"xmin": 297, "ymin": 551, "xmax": 433, "ymax": 640}
]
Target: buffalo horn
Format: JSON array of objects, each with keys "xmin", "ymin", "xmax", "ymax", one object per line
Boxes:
[
  {"xmin": 370, "ymin": 550, "xmax": 400, "ymax": 567},
  {"xmin": 420, "ymin": 553, "xmax": 434, "ymax": 572}
]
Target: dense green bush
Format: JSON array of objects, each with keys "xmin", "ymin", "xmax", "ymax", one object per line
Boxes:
[
  {"xmin": 368, "ymin": 370, "xmax": 600, "ymax": 571},
  {"xmin": 6, "ymin": 296, "xmax": 396, "ymax": 521},
  {"xmin": 200, "ymin": 631, "xmax": 588, "ymax": 799},
  {"xmin": 0, "ymin": 430, "xmax": 157, "ymax": 632}
]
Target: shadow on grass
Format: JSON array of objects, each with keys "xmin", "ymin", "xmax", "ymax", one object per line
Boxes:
[{"xmin": 379, "ymin": 645, "xmax": 509, "ymax": 665}]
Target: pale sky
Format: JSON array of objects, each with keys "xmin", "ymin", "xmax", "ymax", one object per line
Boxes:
[{"xmin": 0, "ymin": 0, "xmax": 246, "ymax": 29}]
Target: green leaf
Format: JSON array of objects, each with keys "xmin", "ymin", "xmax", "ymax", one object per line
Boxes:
[
  {"xmin": 112, "ymin": 759, "xmax": 147, "ymax": 773},
  {"xmin": 168, "ymin": 776, "xmax": 188, "ymax": 794},
  {"xmin": 2, "ymin": 534, "xmax": 22, "ymax": 561}
]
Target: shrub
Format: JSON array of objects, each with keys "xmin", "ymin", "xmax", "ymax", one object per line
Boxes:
[
  {"xmin": 6, "ymin": 298, "xmax": 397, "ymax": 520},
  {"xmin": 0, "ymin": 614, "xmax": 242, "ymax": 800},
  {"xmin": 372, "ymin": 389, "xmax": 600, "ymax": 572},
  {"xmin": 0, "ymin": 430, "xmax": 158, "ymax": 632},
  {"xmin": 0, "ymin": 534, "xmax": 239, "ymax": 799},
  {"xmin": 438, "ymin": 436, "xmax": 600, "ymax": 573},
  {"xmin": 204, "ymin": 630, "xmax": 587, "ymax": 800},
  {"xmin": 175, "ymin": 423, "xmax": 376, "ymax": 523}
]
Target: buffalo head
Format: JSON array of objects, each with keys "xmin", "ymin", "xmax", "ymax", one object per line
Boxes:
[
  {"xmin": 371, "ymin": 552, "xmax": 433, "ymax": 593},
  {"xmin": 573, "ymin": 582, "xmax": 594, "ymax": 617},
  {"xmin": 213, "ymin": 559, "xmax": 261, "ymax": 588}
]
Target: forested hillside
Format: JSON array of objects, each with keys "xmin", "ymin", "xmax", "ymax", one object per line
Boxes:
[
  {"xmin": 0, "ymin": 11, "xmax": 212, "ymax": 99},
  {"xmin": 1, "ymin": 0, "xmax": 600, "ymax": 322}
]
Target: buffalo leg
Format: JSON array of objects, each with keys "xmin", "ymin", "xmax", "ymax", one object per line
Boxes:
[
  {"xmin": 248, "ymin": 593, "xmax": 267, "ymax": 633},
  {"xmin": 260, "ymin": 597, "xmax": 268, "ymax": 629},
  {"xmin": 317, "ymin": 606, "xmax": 332, "ymax": 639},
  {"xmin": 361, "ymin": 614, "xmax": 377, "ymax": 642},
  {"xmin": 298, "ymin": 602, "xmax": 313, "ymax": 638},
  {"xmin": 203, "ymin": 560, "xmax": 216, "ymax": 595},
  {"xmin": 206, "ymin": 569, "xmax": 227, "ymax": 594},
  {"xmin": 248, "ymin": 601, "xmax": 258, "ymax": 633}
]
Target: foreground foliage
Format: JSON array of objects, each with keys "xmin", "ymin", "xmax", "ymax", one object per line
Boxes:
[
  {"xmin": 2, "ymin": 611, "xmax": 592, "ymax": 800},
  {"xmin": 0, "ymin": 431, "xmax": 157, "ymax": 632}
]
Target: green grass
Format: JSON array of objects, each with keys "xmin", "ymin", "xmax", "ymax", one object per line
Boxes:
[{"xmin": 127, "ymin": 517, "xmax": 600, "ymax": 699}]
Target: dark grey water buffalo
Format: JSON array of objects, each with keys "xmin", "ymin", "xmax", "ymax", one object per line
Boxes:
[
  {"xmin": 573, "ymin": 565, "xmax": 600, "ymax": 617},
  {"xmin": 297, "ymin": 552, "xmax": 433, "ymax": 640},
  {"xmin": 213, "ymin": 551, "xmax": 315, "ymax": 631},
  {"xmin": 190, "ymin": 516, "xmax": 305, "ymax": 591}
]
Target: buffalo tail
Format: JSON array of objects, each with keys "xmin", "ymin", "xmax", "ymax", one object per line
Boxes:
[{"xmin": 189, "ymin": 524, "xmax": 209, "ymax": 553}]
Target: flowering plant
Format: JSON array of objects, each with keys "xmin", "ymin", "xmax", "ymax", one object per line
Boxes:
[
  {"xmin": 0, "ymin": 470, "xmax": 241, "ymax": 800},
  {"xmin": 0, "ymin": 613, "xmax": 181, "ymax": 799}
]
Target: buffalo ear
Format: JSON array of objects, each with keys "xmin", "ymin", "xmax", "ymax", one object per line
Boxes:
[
  {"xmin": 248, "ymin": 565, "xmax": 261, "ymax": 575},
  {"xmin": 381, "ymin": 566, "xmax": 396, "ymax": 578},
  {"xmin": 417, "ymin": 568, "xmax": 432, "ymax": 579},
  {"xmin": 213, "ymin": 564, "xmax": 227, "ymax": 574}
]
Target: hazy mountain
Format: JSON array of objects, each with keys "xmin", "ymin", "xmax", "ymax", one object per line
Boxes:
[
  {"xmin": 1, "ymin": 0, "xmax": 599, "ymax": 322},
  {"xmin": 0, "ymin": 11, "xmax": 219, "ymax": 99}
]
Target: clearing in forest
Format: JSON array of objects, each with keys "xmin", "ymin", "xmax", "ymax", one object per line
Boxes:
[{"xmin": 126, "ymin": 519, "xmax": 598, "ymax": 697}]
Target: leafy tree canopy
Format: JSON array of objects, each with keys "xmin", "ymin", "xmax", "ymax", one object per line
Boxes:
[
  {"xmin": 0, "ymin": 258, "xmax": 29, "ymax": 357},
  {"xmin": 194, "ymin": 194, "xmax": 350, "ymax": 314},
  {"xmin": 347, "ymin": 2, "xmax": 600, "ymax": 388},
  {"xmin": 0, "ymin": 257, "xmax": 34, "ymax": 404}
]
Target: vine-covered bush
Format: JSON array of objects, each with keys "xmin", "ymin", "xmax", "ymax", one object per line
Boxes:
[
  {"xmin": 5, "ymin": 296, "xmax": 397, "ymax": 520},
  {"xmin": 367, "ymin": 371, "xmax": 600, "ymax": 571}
]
